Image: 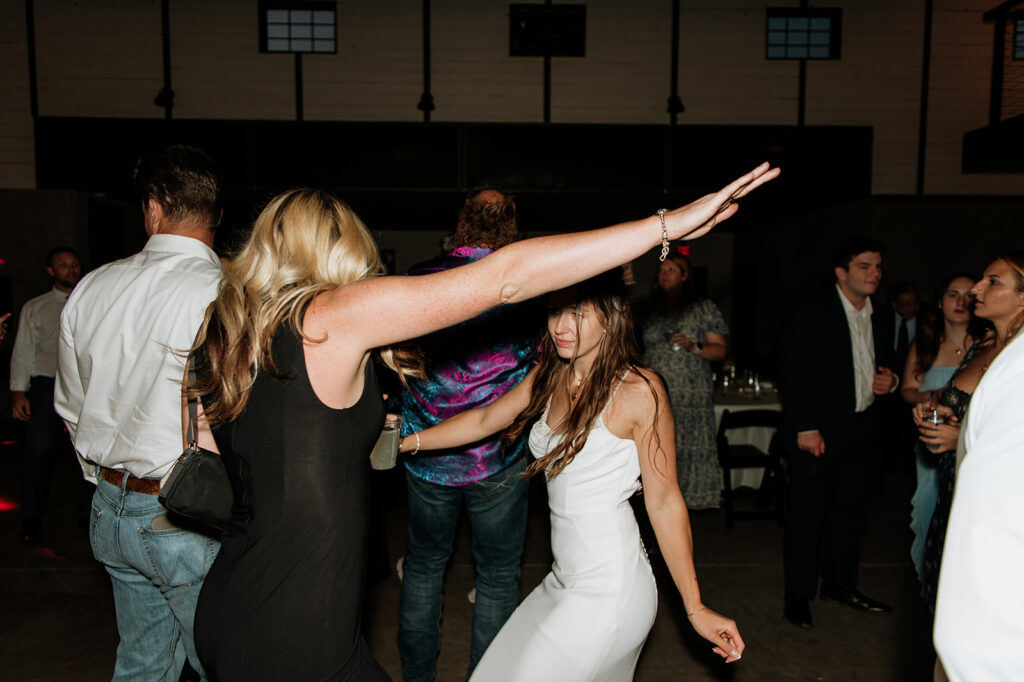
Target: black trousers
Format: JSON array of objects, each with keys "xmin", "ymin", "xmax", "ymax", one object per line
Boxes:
[
  {"xmin": 21, "ymin": 377, "xmax": 70, "ymax": 523},
  {"xmin": 783, "ymin": 409, "xmax": 877, "ymax": 599}
]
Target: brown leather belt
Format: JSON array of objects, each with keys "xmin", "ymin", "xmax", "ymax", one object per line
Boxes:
[{"xmin": 99, "ymin": 466, "xmax": 162, "ymax": 495}]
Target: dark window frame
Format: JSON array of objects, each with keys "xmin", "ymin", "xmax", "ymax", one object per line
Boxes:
[
  {"xmin": 765, "ymin": 7, "xmax": 842, "ymax": 60},
  {"xmin": 259, "ymin": 0, "xmax": 337, "ymax": 55},
  {"xmin": 1015, "ymin": 16, "xmax": 1024, "ymax": 60},
  {"xmin": 509, "ymin": 3, "xmax": 587, "ymax": 57}
]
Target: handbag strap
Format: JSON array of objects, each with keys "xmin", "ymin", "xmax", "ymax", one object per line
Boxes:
[{"xmin": 186, "ymin": 361, "xmax": 200, "ymax": 449}]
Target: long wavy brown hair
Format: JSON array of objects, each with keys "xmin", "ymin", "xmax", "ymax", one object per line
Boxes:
[
  {"xmin": 502, "ymin": 271, "xmax": 663, "ymax": 479},
  {"xmin": 188, "ymin": 189, "xmax": 423, "ymax": 426},
  {"xmin": 913, "ymin": 272, "xmax": 988, "ymax": 378}
]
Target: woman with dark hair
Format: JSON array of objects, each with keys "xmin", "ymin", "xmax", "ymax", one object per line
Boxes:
[
  {"xmin": 899, "ymin": 273, "xmax": 982, "ymax": 590},
  {"xmin": 639, "ymin": 250, "xmax": 728, "ymax": 509},
  {"xmin": 187, "ymin": 166, "xmax": 776, "ymax": 680},
  {"xmin": 912, "ymin": 252, "xmax": 1024, "ymax": 613},
  {"xmin": 399, "ymin": 273, "xmax": 743, "ymax": 681}
]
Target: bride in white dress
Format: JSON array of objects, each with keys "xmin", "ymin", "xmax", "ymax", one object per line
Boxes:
[{"xmin": 399, "ymin": 272, "xmax": 744, "ymax": 681}]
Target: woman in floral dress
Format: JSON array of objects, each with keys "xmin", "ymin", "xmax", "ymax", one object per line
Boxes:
[{"xmin": 640, "ymin": 251, "xmax": 728, "ymax": 510}]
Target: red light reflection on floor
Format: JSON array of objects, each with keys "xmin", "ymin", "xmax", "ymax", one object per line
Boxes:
[
  {"xmin": 0, "ymin": 496, "xmax": 18, "ymax": 512},
  {"xmin": 1, "ymin": 440, "xmax": 18, "ymax": 446},
  {"xmin": 33, "ymin": 547, "xmax": 71, "ymax": 562}
]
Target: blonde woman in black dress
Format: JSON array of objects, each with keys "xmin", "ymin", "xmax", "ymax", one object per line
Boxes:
[{"xmin": 185, "ymin": 166, "xmax": 779, "ymax": 680}]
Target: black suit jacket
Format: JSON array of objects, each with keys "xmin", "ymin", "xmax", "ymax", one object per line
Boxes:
[
  {"xmin": 779, "ymin": 287, "xmax": 897, "ymax": 452},
  {"xmin": 874, "ymin": 307, "xmax": 904, "ymax": 375}
]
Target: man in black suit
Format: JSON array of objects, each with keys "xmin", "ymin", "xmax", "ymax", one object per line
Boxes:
[
  {"xmin": 779, "ymin": 237, "xmax": 898, "ymax": 628},
  {"xmin": 878, "ymin": 281, "xmax": 922, "ymax": 468}
]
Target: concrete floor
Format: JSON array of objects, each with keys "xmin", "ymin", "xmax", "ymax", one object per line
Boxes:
[{"xmin": 0, "ymin": 437, "xmax": 936, "ymax": 681}]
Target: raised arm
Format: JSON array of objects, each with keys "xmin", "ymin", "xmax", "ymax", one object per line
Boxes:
[
  {"xmin": 398, "ymin": 367, "xmax": 537, "ymax": 454},
  {"xmin": 327, "ymin": 163, "xmax": 779, "ymax": 353},
  {"xmin": 630, "ymin": 370, "xmax": 744, "ymax": 663}
]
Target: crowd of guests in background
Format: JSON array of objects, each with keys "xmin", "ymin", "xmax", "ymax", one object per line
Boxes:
[
  {"xmin": 6, "ymin": 145, "xmax": 771, "ymax": 681},
  {"xmin": 3, "ymin": 142, "xmax": 1023, "ymax": 682}
]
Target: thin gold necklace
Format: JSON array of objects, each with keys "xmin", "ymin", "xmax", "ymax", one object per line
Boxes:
[{"xmin": 568, "ymin": 371, "xmax": 587, "ymax": 401}]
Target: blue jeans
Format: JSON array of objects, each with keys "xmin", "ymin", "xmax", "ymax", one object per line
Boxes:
[
  {"xmin": 90, "ymin": 476, "xmax": 220, "ymax": 681},
  {"xmin": 398, "ymin": 456, "xmax": 529, "ymax": 682}
]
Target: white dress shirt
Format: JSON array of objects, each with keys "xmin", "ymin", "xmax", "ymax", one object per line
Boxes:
[
  {"xmin": 933, "ymin": 331, "xmax": 1024, "ymax": 681},
  {"xmin": 836, "ymin": 285, "xmax": 876, "ymax": 412},
  {"xmin": 55, "ymin": 234, "xmax": 222, "ymax": 483},
  {"xmin": 10, "ymin": 287, "xmax": 68, "ymax": 390}
]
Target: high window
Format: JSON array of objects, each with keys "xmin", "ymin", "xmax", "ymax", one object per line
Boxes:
[
  {"xmin": 259, "ymin": 1, "xmax": 337, "ymax": 54},
  {"xmin": 766, "ymin": 8, "xmax": 842, "ymax": 60}
]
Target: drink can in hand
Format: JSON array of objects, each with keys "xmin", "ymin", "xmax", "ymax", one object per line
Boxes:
[
  {"xmin": 370, "ymin": 414, "xmax": 403, "ymax": 470},
  {"xmin": 924, "ymin": 409, "xmax": 948, "ymax": 452}
]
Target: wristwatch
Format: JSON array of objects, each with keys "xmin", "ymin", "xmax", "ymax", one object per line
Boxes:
[{"xmin": 691, "ymin": 342, "xmax": 703, "ymax": 353}]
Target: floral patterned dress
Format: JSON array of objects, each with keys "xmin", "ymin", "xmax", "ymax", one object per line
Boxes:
[
  {"xmin": 641, "ymin": 299, "xmax": 729, "ymax": 510},
  {"xmin": 921, "ymin": 341, "xmax": 982, "ymax": 614}
]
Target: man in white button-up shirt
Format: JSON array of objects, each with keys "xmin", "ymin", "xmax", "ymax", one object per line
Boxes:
[
  {"xmin": 55, "ymin": 146, "xmax": 224, "ymax": 682},
  {"xmin": 780, "ymin": 237, "xmax": 899, "ymax": 629},
  {"xmin": 10, "ymin": 246, "xmax": 81, "ymax": 543}
]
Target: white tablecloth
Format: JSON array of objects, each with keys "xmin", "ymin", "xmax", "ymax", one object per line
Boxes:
[{"xmin": 714, "ymin": 395, "xmax": 782, "ymax": 489}]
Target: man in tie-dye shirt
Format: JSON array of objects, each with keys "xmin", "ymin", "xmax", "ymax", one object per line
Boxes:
[{"xmin": 398, "ymin": 188, "xmax": 540, "ymax": 682}]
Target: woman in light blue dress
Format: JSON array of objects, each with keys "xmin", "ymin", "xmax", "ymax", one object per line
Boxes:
[{"xmin": 899, "ymin": 273, "xmax": 984, "ymax": 588}]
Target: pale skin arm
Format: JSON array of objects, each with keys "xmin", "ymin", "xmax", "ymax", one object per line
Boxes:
[
  {"xmin": 397, "ymin": 368, "xmax": 537, "ymax": 454},
  {"xmin": 669, "ymin": 331, "xmax": 727, "ymax": 362},
  {"xmin": 900, "ymin": 344, "xmax": 932, "ymax": 405},
  {"xmin": 630, "ymin": 371, "xmax": 744, "ymax": 662},
  {"xmin": 302, "ymin": 164, "xmax": 780, "ymax": 408}
]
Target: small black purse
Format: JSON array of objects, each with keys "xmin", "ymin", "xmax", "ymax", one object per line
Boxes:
[{"xmin": 158, "ymin": 364, "xmax": 233, "ymax": 534}]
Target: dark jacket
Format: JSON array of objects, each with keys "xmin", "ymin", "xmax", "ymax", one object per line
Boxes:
[{"xmin": 779, "ymin": 286, "xmax": 898, "ymax": 451}]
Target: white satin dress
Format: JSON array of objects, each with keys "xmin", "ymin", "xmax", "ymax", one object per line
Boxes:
[{"xmin": 469, "ymin": 395, "xmax": 658, "ymax": 681}]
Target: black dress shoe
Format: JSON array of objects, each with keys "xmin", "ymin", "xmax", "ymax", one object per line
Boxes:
[
  {"xmin": 784, "ymin": 592, "xmax": 813, "ymax": 628},
  {"xmin": 820, "ymin": 587, "xmax": 892, "ymax": 613}
]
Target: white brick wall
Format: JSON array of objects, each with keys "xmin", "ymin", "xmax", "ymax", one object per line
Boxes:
[
  {"xmin": 1, "ymin": 0, "xmax": 1022, "ymax": 194},
  {"xmin": 34, "ymin": 0, "xmax": 164, "ymax": 119},
  {"xmin": 925, "ymin": 0, "xmax": 1024, "ymax": 195},
  {"xmin": 0, "ymin": 1, "xmax": 36, "ymax": 188}
]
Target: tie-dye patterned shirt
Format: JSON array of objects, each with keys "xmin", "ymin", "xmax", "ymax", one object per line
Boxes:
[{"xmin": 400, "ymin": 246, "xmax": 540, "ymax": 486}]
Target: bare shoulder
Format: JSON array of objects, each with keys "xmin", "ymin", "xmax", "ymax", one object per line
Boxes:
[
  {"xmin": 607, "ymin": 367, "xmax": 664, "ymax": 425},
  {"xmin": 620, "ymin": 367, "xmax": 665, "ymax": 400}
]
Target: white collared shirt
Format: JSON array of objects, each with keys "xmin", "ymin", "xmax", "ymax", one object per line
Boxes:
[
  {"xmin": 934, "ymin": 332, "xmax": 1024, "ymax": 681},
  {"xmin": 9, "ymin": 287, "xmax": 68, "ymax": 390},
  {"xmin": 836, "ymin": 284, "xmax": 875, "ymax": 413},
  {"xmin": 55, "ymin": 234, "xmax": 222, "ymax": 483}
]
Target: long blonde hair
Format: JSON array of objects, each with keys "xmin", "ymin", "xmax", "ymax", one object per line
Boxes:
[
  {"xmin": 189, "ymin": 188, "xmax": 422, "ymax": 425},
  {"xmin": 504, "ymin": 272, "xmax": 663, "ymax": 479}
]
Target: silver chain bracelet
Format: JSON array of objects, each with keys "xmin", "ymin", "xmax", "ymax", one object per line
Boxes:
[{"xmin": 657, "ymin": 208, "xmax": 669, "ymax": 261}]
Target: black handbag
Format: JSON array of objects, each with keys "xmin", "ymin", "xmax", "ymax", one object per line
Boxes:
[{"xmin": 158, "ymin": 364, "xmax": 233, "ymax": 533}]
